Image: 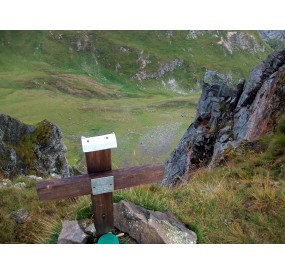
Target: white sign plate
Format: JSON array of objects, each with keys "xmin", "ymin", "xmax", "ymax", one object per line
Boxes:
[
  {"xmin": 91, "ymin": 176, "xmax": 114, "ymax": 195},
  {"xmin": 81, "ymin": 133, "xmax": 117, "ymax": 153}
]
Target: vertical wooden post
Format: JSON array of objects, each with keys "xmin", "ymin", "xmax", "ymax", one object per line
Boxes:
[{"xmin": 85, "ymin": 149, "xmax": 114, "ymax": 236}]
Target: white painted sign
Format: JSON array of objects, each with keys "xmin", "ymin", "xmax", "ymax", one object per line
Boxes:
[{"xmin": 81, "ymin": 133, "xmax": 117, "ymax": 152}]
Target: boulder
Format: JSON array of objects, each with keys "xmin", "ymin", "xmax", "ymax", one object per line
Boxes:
[
  {"xmin": 0, "ymin": 114, "xmax": 71, "ymax": 178},
  {"xmin": 163, "ymin": 50, "xmax": 285, "ymax": 186},
  {"xmin": 0, "ymin": 179, "xmax": 12, "ymax": 188},
  {"xmin": 114, "ymin": 200, "xmax": 197, "ymax": 244},
  {"xmin": 57, "ymin": 220, "xmax": 88, "ymax": 244},
  {"xmin": 10, "ymin": 208, "xmax": 29, "ymax": 224},
  {"xmin": 78, "ymin": 218, "xmax": 96, "ymax": 236}
]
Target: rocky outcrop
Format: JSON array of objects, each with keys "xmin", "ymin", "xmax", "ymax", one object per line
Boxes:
[
  {"xmin": 186, "ymin": 30, "xmax": 207, "ymax": 39},
  {"xmin": 0, "ymin": 114, "xmax": 70, "ymax": 178},
  {"xmin": 163, "ymin": 50, "xmax": 285, "ymax": 186},
  {"xmin": 114, "ymin": 200, "xmax": 197, "ymax": 244},
  {"xmin": 218, "ymin": 31, "xmax": 265, "ymax": 54},
  {"xmin": 259, "ymin": 31, "xmax": 285, "ymax": 49},
  {"xmin": 134, "ymin": 57, "xmax": 183, "ymax": 81}
]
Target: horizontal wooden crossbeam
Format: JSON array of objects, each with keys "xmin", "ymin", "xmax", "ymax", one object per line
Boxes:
[{"xmin": 36, "ymin": 164, "xmax": 164, "ymax": 202}]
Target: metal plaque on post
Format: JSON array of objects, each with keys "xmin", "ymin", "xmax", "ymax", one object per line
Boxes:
[{"xmin": 91, "ymin": 176, "xmax": 114, "ymax": 195}]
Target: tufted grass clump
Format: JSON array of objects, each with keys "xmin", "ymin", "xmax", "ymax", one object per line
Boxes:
[
  {"xmin": 33, "ymin": 216, "xmax": 63, "ymax": 244},
  {"xmin": 114, "ymin": 184, "xmax": 168, "ymax": 212},
  {"xmin": 68, "ymin": 196, "xmax": 92, "ymax": 220}
]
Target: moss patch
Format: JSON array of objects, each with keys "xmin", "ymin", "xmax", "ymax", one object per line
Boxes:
[
  {"xmin": 12, "ymin": 120, "xmax": 54, "ymax": 175},
  {"xmin": 34, "ymin": 120, "xmax": 53, "ymax": 146}
]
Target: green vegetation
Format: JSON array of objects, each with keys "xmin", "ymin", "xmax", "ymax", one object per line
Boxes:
[
  {"xmin": 113, "ymin": 128, "xmax": 285, "ymax": 243},
  {"xmin": 0, "ymin": 88, "xmax": 200, "ymax": 167},
  {"xmin": 13, "ymin": 120, "xmax": 54, "ymax": 175},
  {"xmin": 2, "ymin": 128, "xmax": 285, "ymax": 243},
  {"xmin": 0, "ymin": 176, "xmax": 72, "ymax": 243},
  {"xmin": 0, "ymin": 30, "xmax": 281, "ymax": 244},
  {"xmin": 0, "ymin": 30, "xmax": 272, "ymax": 167},
  {"xmin": 114, "ymin": 185, "xmax": 168, "ymax": 212}
]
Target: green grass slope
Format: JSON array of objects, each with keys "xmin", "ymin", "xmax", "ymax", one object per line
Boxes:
[
  {"xmin": 0, "ymin": 30, "xmax": 271, "ymax": 92},
  {"xmin": 114, "ymin": 117, "xmax": 285, "ymax": 243},
  {"xmin": 1, "ymin": 120, "xmax": 285, "ymax": 243},
  {"xmin": 0, "ymin": 30, "xmax": 272, "ymax": 167}
]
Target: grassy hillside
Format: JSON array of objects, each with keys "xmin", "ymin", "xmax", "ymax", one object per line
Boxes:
[
  {"xmin": 1, "ymin": 119, "xmax": 285, "ymax": 243},
  {"xmin": 0, "ymin": 30, "xmax": 271, "ymax": 92},
  {"xmin": 0, "ymin": 30, "xmax": 272, "ymax": 168}
]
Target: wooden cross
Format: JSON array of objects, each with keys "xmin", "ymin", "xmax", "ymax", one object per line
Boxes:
[{"xmin": 36, "ymin": 133, "xmax": 164, "ymax": 236}]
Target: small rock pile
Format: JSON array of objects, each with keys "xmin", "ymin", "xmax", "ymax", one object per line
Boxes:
[{"xmin": 56, "ymin": 200, "xmax": 197, "ymax": 244}]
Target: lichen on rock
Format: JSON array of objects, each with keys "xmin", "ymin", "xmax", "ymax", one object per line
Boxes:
[
  {"xmin": 114, "ymin": 200, "xmax": 197, "ymax": 244},
  {"xmin": 0, "ymin": 114, "xmax": 71, "ymax": 178}
]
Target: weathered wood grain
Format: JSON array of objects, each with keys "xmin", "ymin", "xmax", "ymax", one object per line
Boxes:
[
  {"xmin": 85, "ymin": 149, "xmax": 113, "ymax": 235},
  {"xmin": 36, "ymin": 163, "xmax": 164, "ymax": 202},
  {"xmin": 91, "ymin": 192, "xmax": 114, "ymax": 234},
  {"xmin": 85, "ymin": 150, "xmax": 112, "ymax": 173}
]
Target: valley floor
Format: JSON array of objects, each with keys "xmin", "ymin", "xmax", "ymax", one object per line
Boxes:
[{"xmin": 0, "ymin": 85, "xmax": 200, "ymax": 168}]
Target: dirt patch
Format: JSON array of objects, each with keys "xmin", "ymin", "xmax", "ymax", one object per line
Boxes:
[{"xmin": 55, "ymin": 74, "xmax": 119, "ymax": 98}]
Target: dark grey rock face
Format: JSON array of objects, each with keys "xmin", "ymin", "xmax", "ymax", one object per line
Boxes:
[
  {"xmin": 0, "ymin": 114, "xmax": 35, "ymax": 144},
  {"xmin": 163, "ymin": 70, "xmax": 244, "ymax": 186},
  {"xmin": 236, "ymin": 50, "xmax": 285, "ymax": 108},
  {"xmin": 0, "ymin": 114, "xmax": 70, "ymax": 178},
  {"xmin": 163, "ymin": 50, "xmax": 285, "ymax": 186},
  {"xmin": 234, "ymin": 52, "xmax": 285, "ymax": 141}
]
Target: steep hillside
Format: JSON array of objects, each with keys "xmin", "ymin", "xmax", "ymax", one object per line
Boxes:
[{"xmin": 0, "ymin": 30, "xmax": 271, "ymax": 94}]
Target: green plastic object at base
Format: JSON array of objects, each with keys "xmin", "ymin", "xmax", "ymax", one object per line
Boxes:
[{"xmin": 98, "ymin": 233, "xmax": 120, "ymax": 244}]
